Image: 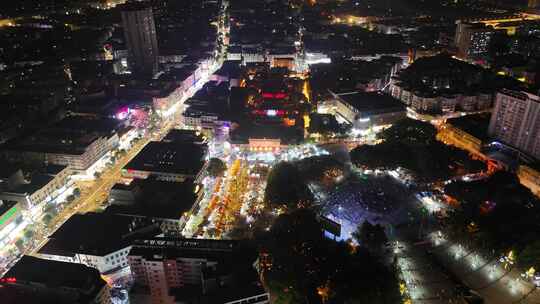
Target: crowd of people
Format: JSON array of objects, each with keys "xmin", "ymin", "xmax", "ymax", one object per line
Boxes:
[{"xmin": 320, "ymin": 174, "xmax": 411, "ymax": 239}]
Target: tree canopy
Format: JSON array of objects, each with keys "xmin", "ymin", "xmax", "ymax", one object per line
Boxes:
[
  {"xmin": 207, "ymin": 157, "xmax": 227, "ymax": 177},
  {"xmin": 23, "ymin": 228, "xmax": 34, "ymax": 240},
  {"xmin": 377, "ymin": 118, "xmax": 436, "ymax": 146},
  {"xmin": 308, "ymin": 113, "xmax": 348, "ymax": 136},
  {"xmin": 517, "ymin": 240, "xmax": 540, "ymax": 270},
  {"xmin": 444, "ymin": 171, "xmax": 540, "ymax": 250},
  {"xmin": 263, "ymin": 209, "xmax": 400, "ymax": 304},
  {"xmin": 264, "ymin": 161, "xmax": 313, "ymax": 210},
  {"xmin": 43, "ymin": 213, "xmax": 53, "ymax": 225},
  {"xmin": 350, "ymin": 118, "xmax": 485, "ymax": 181},
  {"xmin": 352, "ymin": 221, "xmax": 388, "ymax": 253}
]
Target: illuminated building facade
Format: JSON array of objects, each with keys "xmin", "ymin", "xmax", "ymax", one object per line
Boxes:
[
  {"xmin": 2, "ymin": 116, "xmax": 125, "ymax": 175},
  {"xmin": 437, "ymin": 122, "xmax": 485, "ymax": 158},
  {"xmin": 248, "ymin": 138, "xmax": 281, "ymax": 152},
  {"xmin": 0, "ymin": 165, "xmax": 72, "ymax": 216},
  {"xmin": 517, "ymin": 165, "xmax": 540, "ymax": 197},
  {"xmin": 390, "ymin": 83, "xmax": 493, "ymax": 113},
  {"xmin": 128, "ymin": 238, "xmax": 269, "ymax": 304},
  {"xmin": 435, "ymin": 114, "xmax": 501, "ymax": 171},
  {"xmin": 488, "ymin": 90, "xmax": 540, "ymax": 160},
  {"xmin": 332, "ymin": 91, "xmax": 406, "ymax": 130}
]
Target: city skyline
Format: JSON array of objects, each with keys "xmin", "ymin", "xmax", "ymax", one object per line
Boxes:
[{"xmin": 0, "ymin": 0, "xmax": 540, "ymax": 303}]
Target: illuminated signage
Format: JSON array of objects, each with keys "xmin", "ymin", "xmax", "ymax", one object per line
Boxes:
[
  {"xmin": 252, "ymin": 109, "xmax": 286, "ymax": 116},
  {"xmin": 116, "ymin": 106, "xmax": 131, "ymax": 120},
  {"xmin": 0, "ymin": 277, "xmax": 17, "ymax": 283},
  {"xmin": 262, "ymin": 92, "xmax": 287, "ymax": 99},
  {"xmin": 0, "ymin": 206, "xmax": 18, "ymax": 227}
]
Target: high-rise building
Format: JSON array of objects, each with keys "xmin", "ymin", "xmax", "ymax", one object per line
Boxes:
[
  {"xmin": 454, "ymin": 21, "xmax": 499, "ymax": 59},
  {"xmin": 128, "ymin": 238, "xmax": 269, "ymax": 304},
  {"xmin": 488, "ymin": 89, "xmax": 540, "ymax": 160},
  {"xmin": 121, "ymin": 2, "xmax": 159, "ymax": 76}
]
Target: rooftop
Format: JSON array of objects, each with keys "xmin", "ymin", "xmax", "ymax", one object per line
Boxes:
[
  {"xmin": 124, "ymin": 141, "xmax": 207, "ymax": 176},
  {"xmin": 39, "ymin": 213, "xmax": 159, "ymax": 257},
  {"xmin": 310, "ymin": 56, "xmax": 402, "ymax": 94},
  {"xmin": 213, "ymin": 60, "xmax": 242, "ymax": 78},
  {"xmin": 106, "ymin": 178, "xmax": 199, "ymax": 220},
  {"xmin": 3, "ymin": 255, "xmax": 105, "ymax": 293},
  {"xmin": 40, "ymin": 164, "xmax": 68, "ymax": 176},
  {"xmin": 0, "ymin": 284, "xmax": 63, "ymax": 304},
  {"xmin": 199, "ymin": 267, "xmax": 267, "ymax": 304},
  {"xmin": 0, "ymin": 164, "xmax": 21, "ymax": 180},
  {"xmin": 447, "ymin": 113, "xmax": 492, "ymax": 141},
  {"xmin": 6, "ymin": 174, "xmax": 54, "ymax": 196},
  {"xmin": 230, "ymin": 123, "xmax": 304, "ymax": 144},
  {"xmin": 183, "ymin": 81, "xmax": 232, "ymax": 120},
  {"xmin": 162, "ymin": 129, "xmax": 206, "ymax": 144},
  {"xmin": 395, "ymin": 54, "xmax": 524, "ymax": 94},
  {"xmin": 129, "ymin": 238, "xmax": 240, "ymax": 261},
  {"xmin": 3, "ymin": 130, "xmax": 101, "ymax": 155},
  {"xmin": 525, "ymin": 162, "xmax": 540, "ymax": 172},
  {"xmin": 53, "ymin": 116, "xmax": 125, "ymax": 135},
  {"xmin": 157, "ymin": 64, "xmax": 198, "ymax": 84},
  {"xmin": 119, "ymin": 1, "xmax": 152, "ymax": 12},
  {"xmin": 2, "ymin": 116, "xmax": 123, "ymax": 155},
  {"xmin": 337, "ymin": 91, "xmax": 406, "ymax": 114}
]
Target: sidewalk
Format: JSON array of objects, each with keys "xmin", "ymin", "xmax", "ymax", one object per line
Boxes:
[
  {"xmin": 393, "ymin": 237, "xmax": 462, "ymax": 303},
  {"xmin": 428, "ymin": 232, "xmax": 540, "ymax": 304}
]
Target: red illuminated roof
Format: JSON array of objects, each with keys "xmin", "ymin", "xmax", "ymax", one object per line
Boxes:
[
  {"xmin": 262, "ymin": 92, "xmax": 287, "ymax": 99},
  {"xmin": 0, "ymin": 277, "xmax": 17, "ymax": 283}
]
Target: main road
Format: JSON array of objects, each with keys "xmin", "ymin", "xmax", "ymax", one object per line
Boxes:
[{"xmin": 30, "ymin": 60, "xmax": 226, "ymax": 254}]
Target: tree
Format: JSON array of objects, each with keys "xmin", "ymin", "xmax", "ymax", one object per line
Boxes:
[
  {"xmin": 206, "ymin": 227, "xmax": 217, "ymax": 238},
  {"xmin": 444, "ymin": 171, "xmax": 540, "ymax": 250},
  {"xmin": 94, "ymin": 172, "xmax": 101, "ymax": 179},
  {"xmin": 296, "ymin": 155, "xmax": 345, "ymax": 185},
  {"xmin": 264, "ymin": 162, "xmax": 313, "ymax": 210},
  {"xmin": 73, "ymin": 188, "xmax": 81, "ymax": 197},
  {"xmin": 307, "ymin": 113, "xmax": 345, "ymax": 136},
  {"xmin": 377, "ymin": 118, "xmax": 436, "ymax": 146},
  {"xmin": 226, "ymin": 216, "xmax": 251, "ymax": 240},
  {"xmin": 44, "ymin": 203, "xmax": 57, "ymax": 215},
  {"xmin": 23, "ymin": 228, "xmax": 34, "ymax": 240},
  {"xmin": 263, "ymin": 209, "xmax": 400, "ymax": 304},
  {"xmin": 350, "ymin": 143, "xmax": 401, "ymax": 169},
  {"xmin": 66, "ymin": 194, "xmax": 76, "ymax": 203},
  {"xmin": 43, "ymin": 213, "xmax": 53, "ymax": 225},
  {"xmin": 117, "ymin": 149, "xmax": 127, "ymax": 158},
  {"xmin": 488, "ymin": 32, "xmax": 511, "ymax": 58},
  {"xmin": 15, "ymin": 239, "xmax": 25, "ymax": 251},
  {"xmin": 351, "ymin": 120, "xmax": 485, "ymax": 181},
  {"xmin": 207, "ymin": 158, "xmax": 227, "ymax": 177},
  {"xmin": 517, "ymin": 240, "xmax": 540, "ymax": 270},
  {"xmin": 352, "ymin": 221, "xmax": 388, "ymax": 253},
  {"xmin": 264, "ymin": 209, "xmax": 326, "ymax": 303}
]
